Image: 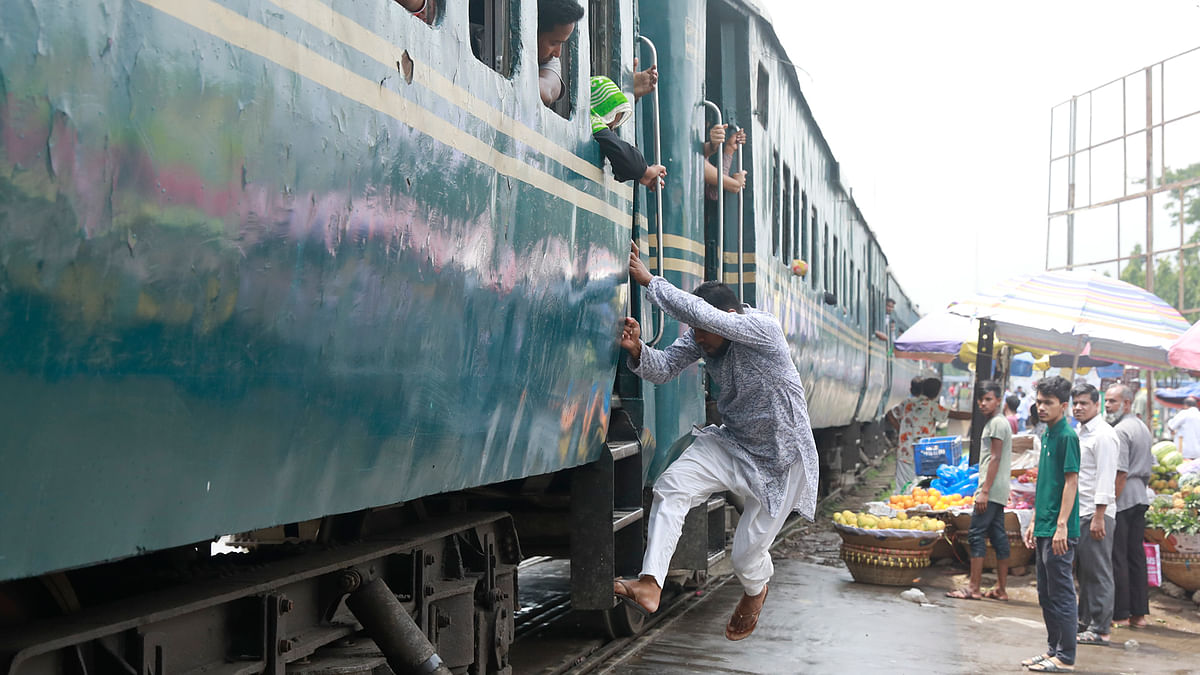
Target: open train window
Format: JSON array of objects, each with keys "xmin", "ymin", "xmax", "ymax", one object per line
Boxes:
[
  {"xmin": 538, "ymin": 0, "xmax": 580, "ymax": 119},
  {"xmin": 756, "ymin": 63, "xmax": 769, "ymax": 127},
  {"xmin": 771, "ymin": 151, "xmax": 781, "ymax": 256},
  {"xmin": 822, "ymin": 221, "xmax": 828, "ymax": 292},
  {"xmin": 800, "ymin": 191, "xmax": 809, "ymax": 264},
  {"xmin": 792, "ymin": 178, "xmax": 801, "ymax": 261},
  {"xmin": 832, "ymin": 234, "xmax": 839, "ymax": 300},
  {"xmin": 588, "ymin": 0, "xmax": 618, "ymax": 79},
  {"xmin": 781, "ymin": 164, "xmax": 792, "ymax": 263},
  {"xmin": 811, "ymin": 206, "xmax": 818, "ymax": 289},
  {"xmin": 470, "ymin": 0, "xmax": 514, "ymax": 77}
]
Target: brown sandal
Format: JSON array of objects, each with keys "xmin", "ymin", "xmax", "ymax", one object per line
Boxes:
[{"xmin": 725, "ymin": 585, "xmax": 768, "ymax": 641}]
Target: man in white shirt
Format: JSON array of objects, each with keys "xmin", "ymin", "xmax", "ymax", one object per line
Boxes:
[
  {"xmin": 1071, "ymin": 383, "xmax": 1120, "ymax": 646},
  {"xmin": 1167, "ymin": 397, "xmax": 1200, "ymax": 459}
]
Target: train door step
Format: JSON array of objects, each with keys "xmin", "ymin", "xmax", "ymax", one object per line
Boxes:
[
  {"xmin": 570, "ymin": 437, "xmax": 645, "ymax": 610},
  {"xmin": 670, "ymin": 495, "xmax": 727, "ymax": 571},
  {"xmin": 612, "ymin": 507, "xmax": 643, "ymax": 532},
  {"xmin": 607, "ymin": 440, "xmax": 639, "ymax": 460}
]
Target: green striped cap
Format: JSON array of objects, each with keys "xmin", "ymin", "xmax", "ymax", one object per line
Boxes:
[{"xmin": 590, "ymin": 76, "xmax": 632, "ymax": 133}]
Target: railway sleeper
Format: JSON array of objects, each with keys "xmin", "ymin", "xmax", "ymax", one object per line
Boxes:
[{"xmin": 0, "ymin": 513, "xmax": 520, "ymax": 675}]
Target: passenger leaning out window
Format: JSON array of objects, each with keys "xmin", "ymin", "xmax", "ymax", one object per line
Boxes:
[
  {"xmin": 537, "ymin": 0, "xmax": 585, "ymax": 107},
  {"xmin": 590, "ymin": 76, "xmax": 666, "ymax": 190}
]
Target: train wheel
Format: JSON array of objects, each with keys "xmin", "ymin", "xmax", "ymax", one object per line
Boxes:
[{"xmin": 598, "ymin": 601, "xmax": 646, "ymax": 639}]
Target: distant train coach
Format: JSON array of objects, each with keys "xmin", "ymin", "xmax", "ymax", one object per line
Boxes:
[{"xmin": 0, "ymin": 0, "xmax": 921, "ymax": 672}]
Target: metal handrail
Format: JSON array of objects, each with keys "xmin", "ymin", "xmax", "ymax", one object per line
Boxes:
[
  {"xmin": 736, "ymin": 144, "xmax": 744, "ymax": 301},
  {"xmin": 638, "ymin": 35, "xmax": 665, "ymax": 347},
  {"xmin": 702, "ymin": 100, "xmax": 722, "ymax": 283}
]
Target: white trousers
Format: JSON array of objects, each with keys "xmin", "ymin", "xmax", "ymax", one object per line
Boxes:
[{"xmin": 640, "ymin": 433, "xmax": 806, "ymax": 596}]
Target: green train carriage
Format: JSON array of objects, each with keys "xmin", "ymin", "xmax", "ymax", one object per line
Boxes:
[{"xmin": 0, "ymin": 0, "xmax": 925, "ymax": 672}]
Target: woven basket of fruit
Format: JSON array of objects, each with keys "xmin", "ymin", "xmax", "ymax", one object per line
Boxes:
[
  {"xmin": 832, "ymin": 511, "xmax": 946, "ymax": 551},
  {"xmin": 1161, "ymin": 551, "xmax": 1200, "ymax": 592},
  {"xmin": 951, "ymin": 530, "xmax": 1033, "ymax": 569},
  {"xmin": 839, "ymin": 542, "xmax": 932, "ymax": 586}
]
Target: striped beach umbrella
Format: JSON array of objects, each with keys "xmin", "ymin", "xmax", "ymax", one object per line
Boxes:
[{"xmin": 947, "ymin": 270, "xmax": 1189, "ymax": 370}]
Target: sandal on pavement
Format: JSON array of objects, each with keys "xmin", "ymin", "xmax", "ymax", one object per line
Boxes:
[
  {"xmin": 982, "ymin": 588, "xmax": 1008, "ymax": 601},
  {"xmin": 725, "ymin": 585, "xmax": 768, "ymax": 641},
  {"xmin": 613, "ymin": 579, "xmax": 653, "ymax": 617},
  {"xmin": 1077, "ymin": 630, "xmax": 1110, "ymax": 645},
  {"xmin": 1027, "ymin": 657, "xmax": 1074, "ymax": 672},
  {"xmin": 945, "ymin": 588, "xmax": 981, "ymax": 600},
  {"xmin": 1020, "ymin": 653, "xmax": 1052, "ymax": 667}
]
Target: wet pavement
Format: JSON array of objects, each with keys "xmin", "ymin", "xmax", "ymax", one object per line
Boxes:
[
  {"xmin": 599, "ymin": 559, "xmax": 1200, "ymax": 674},
  {"xmin": 597, "ymin": 458, "xmax": 1200, "ymax": 674}
]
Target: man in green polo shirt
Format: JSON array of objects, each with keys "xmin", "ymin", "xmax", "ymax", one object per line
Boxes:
[{"xmin": 1021, "ymin": 375, "xmax": 1081, "ymax": 673}]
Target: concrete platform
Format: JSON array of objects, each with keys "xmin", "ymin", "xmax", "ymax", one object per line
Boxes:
[{"xmin": 599, "ymin": 560, "xmax": 1200, "ymax": 674}]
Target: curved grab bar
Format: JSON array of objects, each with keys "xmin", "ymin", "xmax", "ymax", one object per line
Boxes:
[
  {"xmin": 638, "ymin": 35, "xmax": 666, "ymax": 347},
  {"xmin": 702, "ymin": 100, "xmax": 723, "ymax": 283},
  {"xmin": 736, "ymin": 144, "xmax": 744, "ymax": 301}
]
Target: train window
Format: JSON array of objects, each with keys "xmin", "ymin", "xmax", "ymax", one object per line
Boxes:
[
  {"xmin": 792, "ymin": 178, "xmax": 801, "ymax": 261},
  {"xmin": 588, "ymin": 0, "xmax": 618, "ymax": 78},
  {"xmin": 832, "ymin": 234, "xmax": 839, "ymax": 299},
  {"xmin": 800, "ymin": 191, "xmax": 809, "ymax": 263},
  {"xmin": 470, "ymin": 0, "xmax": 514, "ymax": 77},
  {"xmin": 395, "ymin": 0, "xmax": 438, "ymax": 25},
  {"xmin": 771, "ymin": 151, "xmax": 781, "ymax": 256},
  {"xmin": 811, "ymin": 206, "xmax": 818, "ymax": 289},
  {"xmin": 856, "ymin": 268, "xmax": 862, "ymax": 323},
  {"xmin": 822, "ymin": 222, "xmax": 829, "ymax": 291},
  {"xmin": 781, "ymin": 164, "xmax": 792, "ymax": 263},
  {"xmin": 756, "ymin": 64, "xmax": 769, "ymax": 127}
]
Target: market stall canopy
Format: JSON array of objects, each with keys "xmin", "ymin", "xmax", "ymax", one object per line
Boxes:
[
  {"xmin": 948, "ymin": 269, "xmax": 1189, "ymax": 370},
  {"xmin": 1169, "ymin": 320, "xmax": 1200, "ymax": 371},
  {"xmin": 894, "ymin": 311, "xmax": 976, "ymax": 362}
]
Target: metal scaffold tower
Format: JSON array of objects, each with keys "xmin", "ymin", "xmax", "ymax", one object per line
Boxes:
[{"xmin": 1046, "ymin": 45, "xmax": 1200, "ymax": 317}]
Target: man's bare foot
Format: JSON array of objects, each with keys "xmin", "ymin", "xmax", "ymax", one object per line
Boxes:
[
  {"xmin": 725, "ymin": 585, "xmax": 768, "ymax": 641},
  {"xmin": 613, "ymin": 575, "xmax": 660, "ymax": 614},
  {"xmin": 1129, "ymin": 615, "xmax": 1148, "ymax": 627}
]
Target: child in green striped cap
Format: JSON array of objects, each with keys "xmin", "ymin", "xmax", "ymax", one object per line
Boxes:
[{"xmin": 590, "ymin": 76, "xmax": 666, "ymax": 190}]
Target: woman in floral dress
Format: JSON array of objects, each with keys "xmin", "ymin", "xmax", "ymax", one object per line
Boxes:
[{"xmin": 895, "ymin": 378, "xmax": 950, "ymax": 491}]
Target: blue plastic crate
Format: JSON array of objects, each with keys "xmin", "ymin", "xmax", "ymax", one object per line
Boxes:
[{"xmin": 914, "ymin": 436, "xmax": 963, "ymax": 476}]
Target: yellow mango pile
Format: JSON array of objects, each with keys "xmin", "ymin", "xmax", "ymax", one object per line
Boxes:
[{"xmin": 833, "ymin": 510, "xmax": 946, "ymax": 532}]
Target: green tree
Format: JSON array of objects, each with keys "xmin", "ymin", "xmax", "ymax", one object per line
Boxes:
[{"xmin": 1121, "ymin": 163, "xmax": 1200, "ymax": 321}]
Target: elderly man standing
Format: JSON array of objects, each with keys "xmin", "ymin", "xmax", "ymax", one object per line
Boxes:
[
  {"xmin": 613, "ymin": 243, "xmax": 818, "ymax": 641},
  {"xmin": 1071, "ymin": 383, "xmax": 1120, "ymax": 647},
  {"xmin": 1106, "ymin": 383, "xmax": 1154, "ymax": 628}
]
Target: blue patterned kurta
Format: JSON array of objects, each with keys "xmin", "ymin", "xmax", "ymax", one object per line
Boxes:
[{"xmin": 630, "ymin": 276, "xmax": 820, "ymax": 519}]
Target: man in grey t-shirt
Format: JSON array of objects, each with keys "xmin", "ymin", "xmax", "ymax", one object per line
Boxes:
[
  {"xmin": 1106, "ymin": 383, "xmax": 1154, "ymax": 628},
  {"xmin": 947, "ymin": 380, "xmax": 1011, "ymax": 601}
]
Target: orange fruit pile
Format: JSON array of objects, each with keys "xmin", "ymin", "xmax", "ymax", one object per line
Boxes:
[{"xmin": 888, "ymin": 488, "xmax": 974, "ymax": 511}]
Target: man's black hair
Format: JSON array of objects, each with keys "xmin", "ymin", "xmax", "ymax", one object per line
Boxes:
[
  {"xmin": 1005, "ymin": 394, "xmax": 1021, "ymax": 413},
  {"xmin": 909, "ymin": 376, "xmax": 924, "ymax": 397},
  {"xmin": 1071, "ymin": 382, "xmax": 1099, "ymax": 404},
  {"xmin": 1186, "ymin": 397, "xmax": 1198, "ymax": 408},
  {"xmin": 693, "ymin": 281, "xmax": 744, "ymax": 313},
  {"xmin": 1036, "ymin": 375, "xmax": 1072, "ymax": 404},
  {"xmin": 537, "ymin": 0, "xmax": 584, "ymax": 34},
  {"xmin": 978, "ymin": 379, "xmax": 1001, "ymax": 400},
  {"xmin": 886, "ymin": 297, "xmax": 895, "ymax": 304},
  {"xmin": 921, "ymin": 377, "xmax": 942, "ymax": 399}
]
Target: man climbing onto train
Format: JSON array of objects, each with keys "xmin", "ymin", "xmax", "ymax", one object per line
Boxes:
[{"xmin": 613, "ymin": 242, "xmax": 819, "ymax": 641}]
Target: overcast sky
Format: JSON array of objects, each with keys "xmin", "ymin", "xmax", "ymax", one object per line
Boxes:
[{"xmin": 760, "ymin": 0, "xmax": 1200, "ymax": 314}]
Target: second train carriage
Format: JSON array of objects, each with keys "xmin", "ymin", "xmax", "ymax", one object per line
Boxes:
[{"xmin": 0, "ymin": 0, "xmax": 929, "ymax": 671}]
